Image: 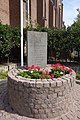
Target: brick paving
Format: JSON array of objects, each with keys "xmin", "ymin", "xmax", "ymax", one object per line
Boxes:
[
  {"xmin": 0, "ymin": 80, "xmax": 80, "ymax": 120},
  {"xmin": 75, "ymin": 83, "xmax": 80, "ymax": 120}
]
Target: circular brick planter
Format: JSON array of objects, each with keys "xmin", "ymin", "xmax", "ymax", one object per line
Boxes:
[{"xmin": 8, "ymin": 67, "xmax": 76, "ymax": 119}]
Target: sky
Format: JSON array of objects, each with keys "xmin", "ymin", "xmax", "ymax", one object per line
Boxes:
[{"xmin": 63, "ymin": 0, "xmax": 80, "ymax": 27}]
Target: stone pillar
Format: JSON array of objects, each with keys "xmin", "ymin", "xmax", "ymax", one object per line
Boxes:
[
  {"xmin": 23, "ymin": 0, "xmax": 26, "ymax": 28},
  {"xmin": 58, "ymin": 0, "xmax": 62, "ymax": 28},
  {"xmin": 61, "ymin": 3, "xmax": 63, "ymax": 28},
  {"xmin": 37, "ymin": 0, "xmax": 43, "ymax": 26},
  {"xmin": 49, "ymin": 0, "xmax": 53, "ymax": 27},
  {"xmin": 55, "ymin": 0, "xmax": 59, "ymax": 28},
  {"xmin": 43, "ymin": 0, "xmax": 45, "ymax": 18},
  {"xmin": 43, "ymin": 0, "xmax": 46, "ymax": 26},
  {"xmin": 53, "ymin": 6, "xmax": 56, "ymax": 27},
  {"xmin": 30, "ymin": 0, "xmax": 37, "ymax": 26},
  {"xmin": 45, "ymin": 0, "xmax": 49, "ymax": 27}
]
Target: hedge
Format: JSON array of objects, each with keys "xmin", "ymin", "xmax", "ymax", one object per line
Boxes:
[
  {"xmin": 0, "ymin": 23, "xmax": 20, "ymax": 63},
  {"xmin": 0, "ymin": 23, "xmax": 80, "ymax": 63}
]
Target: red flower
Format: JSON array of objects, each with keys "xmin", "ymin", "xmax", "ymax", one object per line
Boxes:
[
  {"xmin": 46, "ymin": 70, "xmax": 49, "ymax": 74},
  {"xmin": 28, "ymin": 64, "xmax": 35, "ymax": 69},
  {"xmin": 31, "ymin": 64, "xmax": 35, "ymax": 69},
  {"xmin": 55, "ymin": 63, "xmax": 61, "ymax": 67},
  {"xmin": 69, "ymin": 68, "xmax": 72, "ymax": 73},
  {"xmin": 65, "ymin": 67, "xmax": 69, "ymax": 71},
  {"xmin": 41, "ymin": 74, "xmax": 45, "ymax": 79},
  {"xmin": 28, "ymin": 65, "xmax": 40, "ymax": 70},
  {"xmin": 60, "ymin": 65, "xmax": 65, "ymax": 71},
  {"xmin": 51, "ymin": 64, "xmax": 55, "ymax": 67},
  {"xmin": 42, "ymin": 69, "xmax": 45, "ymax": 73},
  {"xmin": 50, "ymin": 74, "xmax": 54, "ymax": 78},
  {"xmin": 35, "ymin": 66, "xmax": 40, "ymax": 70},
  {"xmin": 51, "ymin": 63, "xmax": 62, "ymax": 68},
  {"xmin": 27, "ymin": 66, "xmax": 31, "ymax": 69}
]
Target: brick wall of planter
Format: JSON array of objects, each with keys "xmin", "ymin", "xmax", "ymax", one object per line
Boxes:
[{"xmin": 8, "ymin": 68, "xmax": 76, "ymax": 119}]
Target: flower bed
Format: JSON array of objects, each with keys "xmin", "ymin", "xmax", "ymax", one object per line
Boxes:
[
  {"xmin": 8, "ymin": 64, "xmax": 76, "ymax": 119},
  {"xmin": 17, "ymin": 64, "xmax": 73, "ymax": 79}
]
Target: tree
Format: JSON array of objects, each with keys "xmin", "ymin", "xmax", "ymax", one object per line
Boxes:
[
  {"xmin": 76, "ymin": 8, "xmax": 80, "ymax": 21},
  {"xmin": 71, "ymin": 8, "xmax": 80, "ymax": 28}
]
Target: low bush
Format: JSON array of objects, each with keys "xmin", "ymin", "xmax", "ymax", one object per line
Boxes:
[
  {"xmin": 0, "ymin": 71, "xmax": 8, "ymax": 80},
  {"xmin": 76, "ymin": 71, "xmax": 80, "ymax": 80}
]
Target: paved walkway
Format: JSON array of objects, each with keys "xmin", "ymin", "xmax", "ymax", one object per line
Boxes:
[
  {"xmin": 75, "ymin": 83, "xmax": 80, "ymax": 120},
  {"xmin": 0, "ymin": 80, "xmax": 80, "ymax": 120}
]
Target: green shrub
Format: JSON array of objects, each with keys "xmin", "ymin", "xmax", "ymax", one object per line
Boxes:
[
  {"xmin": 0, "ymin": 23, "xmax": 20, "ymax": 62},
  {"xmin": 76, "ymin": 71, "xmax": 80, "ymax": 80},
  {"xmin": 0, "ymin": 71, "xmax": 8, "ymax": 80},
  {"xmin": 0, "ymin": 22, "xmax": 80, "ymax": 63},
  {"xmin": 26, "ymin": 24, "xmax": 80, "ymax": 62}
]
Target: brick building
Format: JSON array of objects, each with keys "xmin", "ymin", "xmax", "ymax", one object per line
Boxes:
[
  {"xmin": 0, "ymin": 0, "xmax": 26, "ymax": 27},
  {"xmin": 0, "ymin": 0, "xmax": 10, "ymax": 25},
  {"xmin": 0, "ymin": 0, "xmax": 63, "ymax": 28},
  {"xmin": 27, "ymin": 0, "xmax": 64, "ymax": 28}
]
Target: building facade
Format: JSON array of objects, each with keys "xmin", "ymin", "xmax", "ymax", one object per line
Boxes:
[
  {"xmin": 0, "ymin": 0, "xmax": 10, "ymax": 25},
  {"xmin": 0, "ymin": 0, "xmax": 63, "ymax": 28},
  {"xmin": 0, "ymin": 0, "xmax": 26, "ymax": 27},
  {"xmin": 28, "ymin": 0, "xmax": 63, "ymax": 28}
]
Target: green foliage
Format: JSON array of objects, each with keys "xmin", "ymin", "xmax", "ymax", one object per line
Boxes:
[
  {"xmin": 0, "ymin": 71, "xmax": 8, "ymax": 80},
  {"xmin": 51, "ymin": 67, "xmax": 62, "ymax": 78},
  {"xmin": 0, "ymin": 24, "xmax": 20, "ymax": 62},
  {"xmin": 50, "ymin": 67, "xmax": 70, "ymax": 78},
  {"xmin": 75, "ymin": 8, "xmax": 80, "ymax": 21},
  {"xmin": 18, "ymin": 69, "xmax": 50, "ymax": 79},
  {"xmin": 0, "ymin": 23, "xmax": 20, "ymax": 62},
  {"xmin": 0, "ymin": 22, "xmax": 80, "ymax": 63},
  {"xmin": 26, "ymin": 24, "xmax": 80, "ymax": 61},
  {"xmin": 76, "ymin": 71, "xmax": 80, "ymax": 80}
]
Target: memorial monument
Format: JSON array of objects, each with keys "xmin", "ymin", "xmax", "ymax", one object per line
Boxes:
[{"xmin": 27, "ymin": 31, "xmax": 47, "ymax": 68}]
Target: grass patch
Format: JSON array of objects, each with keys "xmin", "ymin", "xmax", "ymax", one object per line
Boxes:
[{"xmin": 0, "ymin": 71, "xmax": 8, "ymax": 80}]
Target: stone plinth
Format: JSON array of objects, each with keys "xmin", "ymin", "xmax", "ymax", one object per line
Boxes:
[{"xmin": 8, "ymin": 68, "xmax": 76, "ymax": 119}]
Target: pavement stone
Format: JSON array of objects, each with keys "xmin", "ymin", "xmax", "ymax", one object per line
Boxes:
[{"xmin": 0, "ymin": 80, "xmax": 80, "ymax": 120}]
